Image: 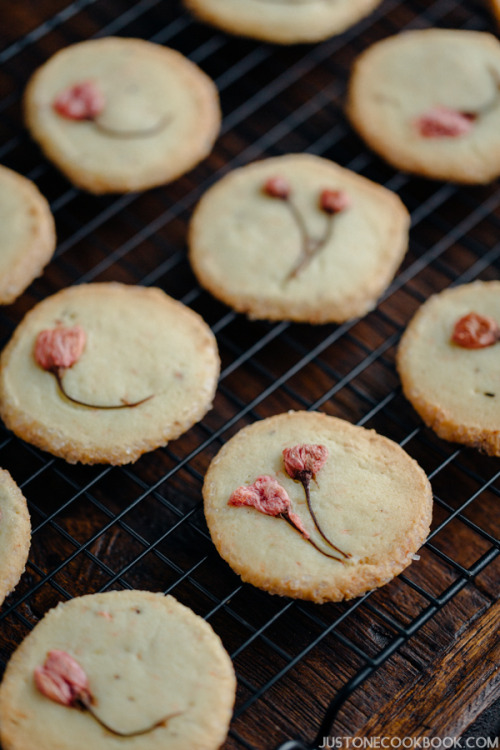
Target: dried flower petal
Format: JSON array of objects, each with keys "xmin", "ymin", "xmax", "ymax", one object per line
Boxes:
[
  {"xmin": 229, "ymin": 475, "xmax": 291, "ymax": 516},
  {"xmin": 229, "ymin": 475, "xmax": 309, "ymax": 537},
  {"xmin": 287, "ymin": 511, "xmax": 308, "ymax": 536},
  {"xmin": 97, "ymin": 610, "xmax": 113, "ymax": 620},
  {"xmin": 283, "ymin": 444, "xmax": 328, "ymax": 482},
  {"xmin": 34, "ymin": 650, "xmax": 90, "ymax": 707},
  {"xmin": 34, "ymin": 650, "xmax": 182, "ymax": 736},
  {"xmin": 319, "ymin": 189, "xmax": 351, "ymax": 215},
  {"xmin": 263, "ymin": 176, "xmax": 291, "ymax": 200},
  {"xmin": 415, "ymin": 106, "xmax": 474, "ymax": 138},
  {"xmin": 282, "ymin": 442, "xmax": 349, "ymax": 560},
  {"xmin": 53, "ymin": 81, "xmax": 105, "ymax": 121},
  {"xmin": 34, "ymin": 326, "xmax": 86, "ymax": 372},
  {"xmin": 451, "ymin": 312, "xmax": 500, "ymax": 349}
]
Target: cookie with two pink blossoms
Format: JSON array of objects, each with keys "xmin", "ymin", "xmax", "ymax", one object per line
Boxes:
[{"xmin": 203, "ymin": 411, "xmax": 433, "ymax": 602}]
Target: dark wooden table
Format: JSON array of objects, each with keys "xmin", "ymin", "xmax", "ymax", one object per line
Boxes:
[{"xmin": 0, "ymin": 1, "xmax": 498, "ymax": 748}]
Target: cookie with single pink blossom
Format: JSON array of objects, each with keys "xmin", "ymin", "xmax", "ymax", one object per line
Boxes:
[
  {"xmin": 347, "ymin": 29, "xmax": 500, "ymax": 183},
  {"xmin": 0, "ymin": 468, "xmax": 31, "ymax": 607},
  {"xmin": 24, "ymin": 37, "xmax": 221, "ymax": 194},
  {"xmin": 203, "ymin": 411, "xmax": 433, "ymax": 603},
  {"xmin": 0, "ymin": 590, "xmax": 236, "ymax": 750},
  {"xmin": 0, "ymin": 165, "xmax": 56, "ymax": 305},
  {"xmin": 184, "ymin": 0, "xmax": 383, "ymax": 44},
  {"xmin": 0, "ymin": 282, "xmax": 220, "ymax": 465},
  {"xmin": 188, "ymin": 154, "xmax": 409, "ymax": 323},
  {"xmin": 397, "ymin": 281, "xmax": 500, "ymax": 455}
]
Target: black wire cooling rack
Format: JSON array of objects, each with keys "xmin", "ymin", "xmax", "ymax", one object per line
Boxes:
[{"xmin": 0, "ymin": 1, "xmax": 499, "ymax": 748}]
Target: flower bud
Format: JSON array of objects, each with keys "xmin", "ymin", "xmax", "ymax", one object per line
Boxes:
[
  {"xmin": 319, "ymin": 189, "xmax": 351, "ymax": 215},
  {"xmin": 34, "ymin": 650, "xmax": 90, "ymax": 707},
  {"xmin": 34, "ymin": 326, "xmax": 86, "ymax": 372},
  {"xmin": 283, "ymin": 444, "xmax": 328, "ymax": 481},
  {"xmin": 451, "ymin": 312, "xmax": 500, "ymax": 349},
  {"xmin": 53, "ymin": 81, "xmax": 105, "ymax": 121},
  {"xmin": 263, "ymin": 176, "xmax": 291, "ymax": 200}
]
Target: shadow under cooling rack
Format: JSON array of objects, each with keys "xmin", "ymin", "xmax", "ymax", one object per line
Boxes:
[{"xmin": 0, "ymin": 1, "xmax": 499, "ymax": 748}]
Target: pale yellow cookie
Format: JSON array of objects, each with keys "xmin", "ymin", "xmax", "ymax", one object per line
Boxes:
[
  {"xmin": 24, "ymin": 37, "xmax": 221, "ymax": 194},
  {"xmin": 203, "ymin": 411, "xmax": 432, "ymax": 603},
  {"xmin": 397, "ymin": 281, "xmax": 500, "ymax": 455},
  {"xmin": 188, "ymin": 154, "xmax": 409, "ymax": 324},
  {"xmin": 347, "ymin": 29, "xmax": 500, "ymax": 183},
  {"xmin": 0, "ymin": 165, "xmax": 56, "ymax": 304},
  {"xmin": 184, "ymin": 0, "xmax": 383, "ymax": 44},
  {"xmin": 0, "ymin": 283, "xmax": 220, "ymax": 465},
  {"xmin": 0, "ymin": 468, "xmax": 31, "ymax": 607},
  {"xmin": 0, "ymin": 590, "xmax": 236, "ymax": 750}
]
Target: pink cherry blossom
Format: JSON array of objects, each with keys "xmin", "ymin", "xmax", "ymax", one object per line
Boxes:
[
  {"xmin": 53, "ymin": 81, "xmax": 105, "ymax": 121},
  {"xmin": 451, "ymin": 312, "xmax": 500, "ymax": 349},
  {"xmin": 415, "ymin": 106, "xmax": 474, "ymax": 138},
  {"xmin": 229, "ymin": 475, "xmax": 309, "ymax": 537},
  {"xmin": 34, "ymin": 325, "xmax": 86, "ymax": 372},
  {"xmin": 34, "ymin": 650, "xmax": 90, "ymax": 707},
  {"xmin": 263, "ymin": 176, "xmax": 291, "ymax": 200},
  {"xmin": 229, "ymin": 475, "xmax": 291, "ymax": 516},
  {"xmin": 283, "ymin": 444, "xmax": 328, "ymax": 482},
  {"xmin": 319, "ymin": 189, "xmax": 351, "ymax": 215}
]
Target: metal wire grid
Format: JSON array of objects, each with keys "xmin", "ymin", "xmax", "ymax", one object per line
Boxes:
[{"xmin": 0, "ymin": 0, "xmax": 499, "ymax": 748}]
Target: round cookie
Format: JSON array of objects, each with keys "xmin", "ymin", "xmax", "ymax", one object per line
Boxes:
[
  {"xmin": 397, "ymin": 281, "xmax": 500, "ymax": 456},
  {"xmin": 203, "ymin": 411, "xmax": 432, "ymax": 603},
  {"xmin": 188, "ymin": 154, "xmax": 409, "ymax": 324},
  {"xmin": 347, "ymin": 29, "xmax": 500, "ymax": 184},
  {"xmin": 0, "ymin": 165, "xmax": 56, "ymax": 305},
  {"xmin": 184, "ymin": 0, "xmax": 383, "ymax": 45},
  {"xmin": 0, "ymin": 283, "xmax": 220, "ymax": 465},
  {"xmin": 0, "ymin": 590, "xmax": 236, "ymax": 750},
  {"xmin": 0, "ymin": 468, "xmax": 31, "ymax": 607},
  {"xmin": 24, "ymin": 37, "xmax": 221, "ymax": 194}
]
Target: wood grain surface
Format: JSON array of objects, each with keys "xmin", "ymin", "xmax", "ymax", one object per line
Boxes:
[{"xmin": 351, "ymin": 604, "xmax": 499, "ymax": 742}]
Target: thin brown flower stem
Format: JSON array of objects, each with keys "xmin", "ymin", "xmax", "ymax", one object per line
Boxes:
[
  {"xmin": 79, "ymin": 697, "xmax": 182, "ymax": 737},
  {"xmin": 285, "ymin": 198, "xmax": 310, "ymax": 266},
  {"xmin": 301, "ymin": 477, "xmax": 351, "ymax": 559},
  {"xmin": 463, "ymin": 67, "xmax": 500, "ymax": 119},
  {"xmin": 286, "ymin": 212, "xmax": 334, "ymax": 281},
  {"xmin": 92, "ymin": 114, "xmax": 171, "ymax": 138},
  {"xmin": 280, "ymin": 513, "xmax": 344, "ymax": 563},
  {"xmin": 53, "ymin": 369, "xmax": 154, "ymax": 410},
  {"xmin": 466, "ymin": 93, "xmax": 499, "ymax": 118}
]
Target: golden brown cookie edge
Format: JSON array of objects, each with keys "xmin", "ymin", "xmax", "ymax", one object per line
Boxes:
[{"xmin": 203, "ymin": 411, "xmax": 433, "ymax": 603}]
